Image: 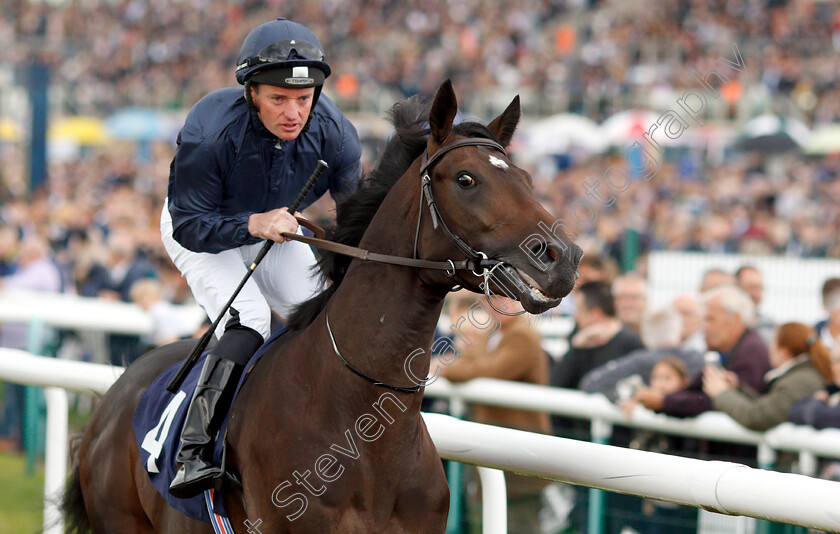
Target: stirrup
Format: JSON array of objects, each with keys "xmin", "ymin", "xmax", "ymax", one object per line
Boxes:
[{"xmin": 169, "ymin": 461, "xmax": 223, "ymax": 499}]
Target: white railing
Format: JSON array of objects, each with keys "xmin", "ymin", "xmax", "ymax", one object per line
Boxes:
[
  {"xmin": 0, "ymin": 351, "xmax": 507, "ymax": 534},
  {"xmin": 424, "ymin": 413, "xmax": 840, "ymax": 531},
  {"xmin": 0, "ymin": 290, "xmax": 205, "ymax": 336},
  {"xmin": 0, "ymin": 348, "xmax": 125, "ymax": 393},
  {"xmin": 3, "ymin": 351, "xmax": 840, "ymax": 534},
  {"xmin": 0, "ymin": 350, "xmax": 126, "ymax": 534},
  {"xmin": 4, "ymin": 293, "xmax": 840, "ymax": 533},
  {"xmin": 424, "ymin": 377, "xmax": 840, "ymax": 469}
]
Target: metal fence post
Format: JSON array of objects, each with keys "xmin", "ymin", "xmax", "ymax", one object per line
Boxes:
[
  {"xmin": 756, "ymin": 443, "xmax": 779, "ymax": 534},
  {"xmin": 588, "ymin": 418, "xmax": 613, "ymax": 534},
  {"xmin": 42, "ymin": 387, "xmax": 67, "ymax": 534},
  {"xmin": 446, "ymin": 396, "xmax": 467, "ymax": 534},
  {"xmin": 24, "ymin": 317, "xmax": 46, "ymax": 475},
  {"xmin": 476, "ymin": 467, "xmax": 507, "ymax": 534}
]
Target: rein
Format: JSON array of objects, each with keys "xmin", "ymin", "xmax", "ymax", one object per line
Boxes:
[
  {"xmin": 285, "ymin": 137, "xmax": 527, "ymax": 394},
  {"xmin": 284, "ymin": 138, "xmax": 511, "ymax": 277},
  {"xmin": 283, "ymin": 231, "xmax": 480, "ymax": 275}
]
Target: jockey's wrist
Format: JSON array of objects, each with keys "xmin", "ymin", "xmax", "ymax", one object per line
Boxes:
[{"xmin": 247, "ymin": 212, "xmax": 265, "ymax": 238}]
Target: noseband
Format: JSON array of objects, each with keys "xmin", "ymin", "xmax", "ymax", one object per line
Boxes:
[
  {"xmin": 413, "ymin": 137, "xmax": 506, "ymax": 273},
  {"xmin": 284, "ymin": 137, "xmax": 527, "ymax": 308},
  {"xmin": 286, "ymin": 136, "xmax": 529, "ymax": 394},
  {"xmin": 414, "ymin": 137, "xmax": 525, "ymax": 317}
]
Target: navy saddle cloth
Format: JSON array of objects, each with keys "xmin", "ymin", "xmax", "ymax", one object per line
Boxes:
[{"xmin": 132, "ymin": 328, "xmax": 288, "ymax": 522}]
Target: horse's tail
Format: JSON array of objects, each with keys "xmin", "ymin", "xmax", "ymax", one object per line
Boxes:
[{"xmin": 60, "ymin": 435, "xmax": 92, "ymax": 533}]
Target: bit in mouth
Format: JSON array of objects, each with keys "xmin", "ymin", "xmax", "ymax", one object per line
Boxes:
[{"xmin": 514, "ymin": 268, "xmax": 558, "ymax": 304}]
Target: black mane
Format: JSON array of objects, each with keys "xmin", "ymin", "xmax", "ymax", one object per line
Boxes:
[{"xmin": 285, "ymin": 97, "xmax": 500, "ymax": 331}]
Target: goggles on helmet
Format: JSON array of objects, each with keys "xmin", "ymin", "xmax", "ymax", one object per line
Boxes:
[{"xmin": 235, "ymin": 39, "xmax": 326, "ymax": 73}]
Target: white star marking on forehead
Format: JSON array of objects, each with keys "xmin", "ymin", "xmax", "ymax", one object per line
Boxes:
[{"xmin": 489, "ymin": 154, "xmax": 508, "ymax": 169}]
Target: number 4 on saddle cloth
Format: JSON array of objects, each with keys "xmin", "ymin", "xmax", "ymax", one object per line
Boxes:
[{"xmin": 132, "ymin": 327, "xmax": 289, "ymax": 525}]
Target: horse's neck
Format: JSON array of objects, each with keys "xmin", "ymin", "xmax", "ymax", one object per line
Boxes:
[
  {"xmin": 323, "ymin": 173, "xmax": 445, "ymax": 404},
  {"xmin": 327, "ymin": 261, "xmax": 445, "ymax": 385},
  {"xmin": 325, "ymin": 265, "xmax": 444, "ymax": 403}
]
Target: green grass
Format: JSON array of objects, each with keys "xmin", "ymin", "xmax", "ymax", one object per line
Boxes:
[
  {"xmin": 0, "ymin": 399, "xmax": 93, "ymax": 534},
  {"xmin": 0, "ymin": 452, "xmax": 44, "ymax": 534},
  {"xmin": 68, "ymin": 404, "xmax": 93, "ymax": 434}
]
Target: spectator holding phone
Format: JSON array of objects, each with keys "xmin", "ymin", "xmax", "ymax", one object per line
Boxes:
[
  {"xmin": 633, "ymin": 285, "xmax": 771, "ymax": 417},
  {"xmin": 579, "ymin": 306, "xmax": 704, "ymax": 402},
  {"xmin": 621, "ymin": 357, "xmax": 691, "ymax": 419},
  {"xmin": 703, "ymin": 322, "xmax": 830, "ymax": 431}
]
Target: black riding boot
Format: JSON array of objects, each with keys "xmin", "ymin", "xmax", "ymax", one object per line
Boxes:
[{"xmin": 168, "ymin": 326, "xmax": 262, "ymax": 499}]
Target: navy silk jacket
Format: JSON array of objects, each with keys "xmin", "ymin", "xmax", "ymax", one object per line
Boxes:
[{"xmin": 167, "ymin": 87, "xmax": 362, "ymax": 253}]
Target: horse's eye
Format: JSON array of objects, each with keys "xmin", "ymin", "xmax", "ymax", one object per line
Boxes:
[{"xmin": 458, "ymin": 174, "xmax": 476, "ymax": 188}]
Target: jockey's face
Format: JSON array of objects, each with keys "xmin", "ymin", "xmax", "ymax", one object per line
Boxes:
[{"xmin": 249, "ymin": 84, "xmax": 315, "ymax": 141}]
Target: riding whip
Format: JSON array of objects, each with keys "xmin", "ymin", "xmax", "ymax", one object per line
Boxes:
[{"xmin": 166, "ymin": 159, "xmax": 329, "ymax": 393}]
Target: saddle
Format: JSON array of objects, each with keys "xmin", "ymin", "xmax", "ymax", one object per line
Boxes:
[
  {"xmin": 132, "ymin": 327, "xmax": 289, "ymax": 521},
  {"xmin": 131, "ymin": 217, "xmax": 319, "ymax": 521}
]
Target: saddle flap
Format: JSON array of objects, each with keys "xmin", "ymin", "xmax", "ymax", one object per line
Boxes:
[{"xmin": 132, "ymin": 327, "xmax": 288, "ymax": 521}]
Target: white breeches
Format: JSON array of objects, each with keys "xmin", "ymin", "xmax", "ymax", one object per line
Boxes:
[{"xmin": 160, "ymin": 199, "xmax": 325, "ymax": 341}]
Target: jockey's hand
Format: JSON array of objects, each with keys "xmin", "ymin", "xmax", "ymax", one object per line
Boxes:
[{"xmin": 248, "ymin": 208, "xmax": 299, "ymax": 243}]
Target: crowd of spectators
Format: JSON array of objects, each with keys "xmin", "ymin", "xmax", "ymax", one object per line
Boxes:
[
  {"xmin": 0, "ymin": 142, "xmax": 195, "ymax": 376},
  {"xmin": 433, "ymin": 260, "xmax": 840, "ymax": 532},
  {"xmin": 539, "ymin": 151, "xmax": 840, "ymax": 266},
  {"xmin": 551, "ymin": 267, "xmax": 840, "ymax": 532},
  {"xmin": 2, "ymin": 2, "xmax": 840, "ymax": 278},
  {"xmin": 3, "ymin": 0, "xmax": 840, "ymax": 530},
  {"xmin": 6, "ymin": 0, "xmax": 840, "ymax": 122}
]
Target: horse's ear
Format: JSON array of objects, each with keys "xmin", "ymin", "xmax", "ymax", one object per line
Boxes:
[
  {"xmin": 487, "ymin": 95, "xmax": 521, "ymax": 148},
  {"xmin": 428, "ymin": 79, "xmax": 458, "ymax": 147}
]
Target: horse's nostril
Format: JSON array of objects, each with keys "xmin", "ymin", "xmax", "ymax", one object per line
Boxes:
[
  {"xmin": 531, "ymin": 242, "xmax": 577, "ymax": 266},
  {"xmin": 530, "ymin": 243, "xmax": 545, "ymax": 261},
  {"xmin": 532, "ymin": 242, "xmax": 560, "ymax": 264}
]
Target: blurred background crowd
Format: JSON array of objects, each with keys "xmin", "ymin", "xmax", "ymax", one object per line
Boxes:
[
  {"xmin": 0, "ymin": 0, "xmax": 839, "ymax": 307},
  {"xmin": 435, "ymin": 265, "xmax": 840, "ymax": 533},
  {"xmin": 3, "ymin": 0, "xmax": 840, "ymax": 533},
  {"xmin": 5, "ymin": 0, "xmax": 840, "ymax": 121}
]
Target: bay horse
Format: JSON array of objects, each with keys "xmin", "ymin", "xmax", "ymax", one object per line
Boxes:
[{"xmin": 62, "ymin": 80, "xmax": 581, "ymax": 533}]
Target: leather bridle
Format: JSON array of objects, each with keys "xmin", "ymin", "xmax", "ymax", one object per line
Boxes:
[
  {"xmin": 284, "ymin": 137, "xmax": 529, "ymax": 393},
  {"xmin": 286, "ymin": 137, "xmax": 512, "ymax": 279}
]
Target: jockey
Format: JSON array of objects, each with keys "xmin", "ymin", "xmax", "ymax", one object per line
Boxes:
[{"xmin": 161, "ymin": 18, "xmax": 362, "ymax": 498}]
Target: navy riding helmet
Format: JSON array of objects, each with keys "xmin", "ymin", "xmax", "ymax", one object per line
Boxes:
[{"xmin": 236, "ymin": 18, "xmax": 331, "ymax": 112}]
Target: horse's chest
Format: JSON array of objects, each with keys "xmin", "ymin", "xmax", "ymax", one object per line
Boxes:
[{"xmin": 242, "ymin": 425, "xmax": 448, "ymax": 532}]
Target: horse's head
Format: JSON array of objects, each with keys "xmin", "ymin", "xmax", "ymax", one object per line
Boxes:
[{"xmin": 417, "ymin": 80, "xmax": 582, "ymax": 314}]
